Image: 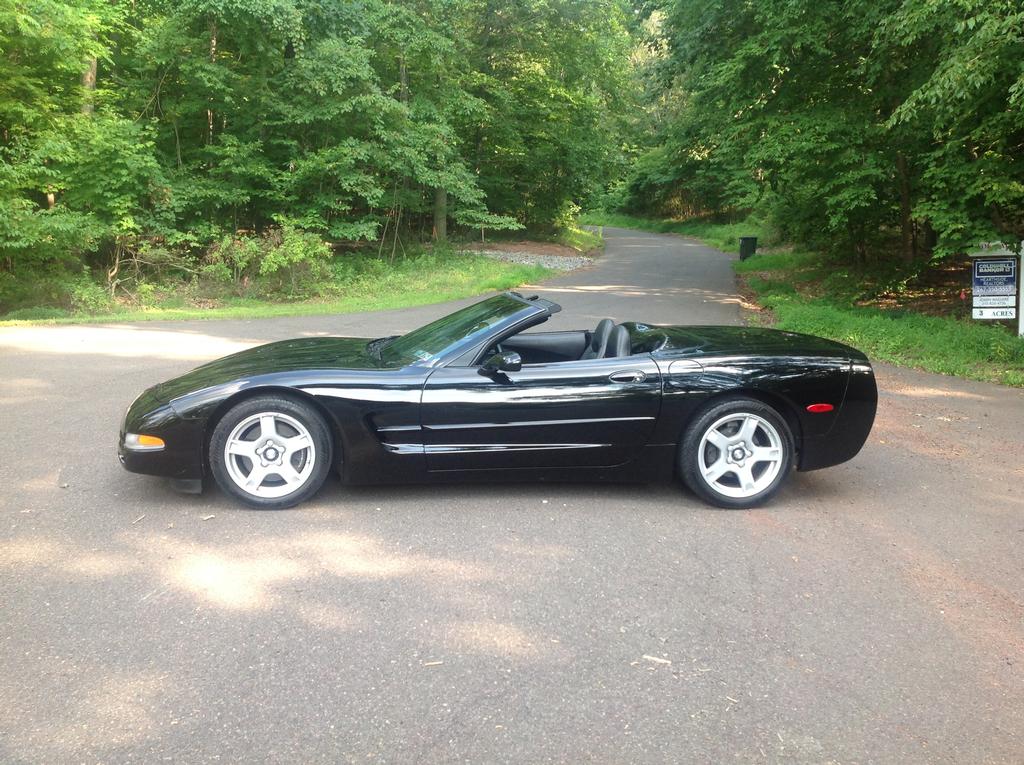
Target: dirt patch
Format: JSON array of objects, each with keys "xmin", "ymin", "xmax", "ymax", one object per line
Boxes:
[
  {"xmin": 734, "ymin": 272, "xmax": 775, "ymax": 325},
  {"xmin": 864, "ymin": 255, "xmax": 974, "ymax": 317},
  {"xmin": 738, "ymin": 252, "xmax": 984, "ymax": 322}
]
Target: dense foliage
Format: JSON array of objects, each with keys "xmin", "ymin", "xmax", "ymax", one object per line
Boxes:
[
  {"xmin": 6, "ymin": 0, "xmax": 1022, "ymax": 316},
  {"xmin": 0, "ymin": 0, "xmax": 633, "ymax": 312},
  {"xmin": 617, "ymin": 0, "xmax": 1024, "ymax": 264}
]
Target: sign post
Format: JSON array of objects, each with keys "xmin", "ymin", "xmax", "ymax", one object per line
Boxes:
[{"xmin": 971, "ymin": 246, "xmax": 1022, "ymax": 337}]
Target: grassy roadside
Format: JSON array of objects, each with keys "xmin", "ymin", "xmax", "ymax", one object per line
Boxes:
[
  {"xmin": 739, "ymin": 257, "xmax": 1024, "ymax": 387},
  {"xmin": 0, "ymin": 224, "xmax": 601, "ymax": 327},
  {"xmin": 552, "ymin": 223, "xmax": 604, "ymax": 253},
  {"xmin": 584, "ymin": 211, "xmax": 1024, "ymax": 387},
  {"xmin": 468, "ymin": 222, "xmax": 605, "ymax": 254},
  {"xmin": 0, "ymin": 251, "xmax": 551, "ymax": 327}
]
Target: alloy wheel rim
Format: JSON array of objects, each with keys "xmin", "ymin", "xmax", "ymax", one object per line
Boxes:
[
  {"xmin": 698, "ymin": 412, "xmax": 783, "ymax": 499},
  {"xmin": 224, "ymin": 412, "xmax": 316, "ymax": 499}
]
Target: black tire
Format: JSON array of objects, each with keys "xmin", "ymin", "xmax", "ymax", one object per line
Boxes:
[
  {"xmin": 209, "ymin": 394, "xmax": 333, "ymax": 509},
  {"xmin": 678, "ymin": 396, "xmax": 795, "ymax": 509}
]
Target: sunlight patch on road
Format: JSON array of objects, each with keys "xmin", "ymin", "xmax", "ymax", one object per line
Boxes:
[
  {"xmin": 301, "ymin": 531, "xmax": 490, "ymax": 582},
  {"xmin": 446, "ymin": 620, "xmax": 541, "ymax": 658},
  {"xmin": 294, "ymin": 601, "xmax": 362, "ymax": 632},
  {"xmin": 0, "ymin": 376, "xmax": 53, "ymax": 407},
  {"xmin": 69, "ymin": 552, "xmax": 144, "ymax": 578},
  {"xmin": 0, "ymin": 325, "xmax": 257, "ymax": 361},
  {"xmin": 18, "ymin": 467, "xmax": 63, "ymax": 493},
  {"xmin": 886, "ymin": 384, "xmax": 988, "ymax": 402},
  {"xmin": 174, "ymin": 551, "xmax": 303, "ymax": 610},
  {"xmin": 533, "ymin": 284, "xmax": 742, "ymax": 304},
  {"xmin": 0, "ymin": 538, "xmax": 62, "ymax": 567},
  {"xmin": 149, "ymin": 531, "xmax": 492, "ymax": 612}
]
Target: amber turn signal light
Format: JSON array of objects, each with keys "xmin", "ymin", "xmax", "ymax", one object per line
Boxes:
[{"xmin": 124, "ymin": 433, "xmax": 165, "ymax": 451}]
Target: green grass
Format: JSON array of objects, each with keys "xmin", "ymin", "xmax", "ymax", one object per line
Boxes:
[
  {"xmin": 732, "ymin": 250, "xmax": 819, "ymax": 274},
  {"xmin": 0, "ymin": 251, "xmax": 551, "ymax": 326},
  {"xmin": 580, "ymin": 211, "xmax": 769, "ymax": 254},
  {"xmin": 742, "ymin": 253, "xmax": 1024, "ymax": 387},
  {"xmin": 467, "ymin": 223, "xmax": 604, "ymax": 253},
  {"xmin": 751, "ymin": 288, "xmax": 1024, "ymax": 387},
  {"xmin": 553, "ymin": 224, "xmax": 603, "ymax": 252}
]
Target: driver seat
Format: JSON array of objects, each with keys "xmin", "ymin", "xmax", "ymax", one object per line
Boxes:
[
  {"xmin": 605, "ymin": 325, "xmax": 632, "ymax": 357},
  {"xmin": 580, "ymin": 318, "xmax": 614, "ymax": 359}
]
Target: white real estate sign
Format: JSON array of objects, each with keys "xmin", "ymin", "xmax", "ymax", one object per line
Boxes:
[
  {"xmin": 972, "ymin": 295, "xmax": 1016, "ymax": 307},
  {"xmin": 971, "ymin": 249, "xmax": 1022, "ymax": 336},
  {"xmin": 972, "ymin": 307, "xmax": 1016, "ymax": 320}
]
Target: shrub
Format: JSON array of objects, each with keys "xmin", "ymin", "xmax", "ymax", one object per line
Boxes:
[
  {"xmin": 207, "ymin": 236, "xmax": 261, "ymax": 283},
  {"xmin": 2, "ymin": 306, "xmax": 71, "ymax": 321},
  {"xmin": 198, "ymin": 262, "xmax": 234, "ymax": 285},
  {"xmin": 67, "ymin": 269, "xmax": 113, "ymax": 313},
  {"xmin": 134, "ymin": 281, "xmax": 158, "ymax": 307},
  {"xmin": 257, "ymin": 226, "xmax": 332, "ymax": 297},
  {"xmin": 196, "ymin": 227, "xmax": 331, "ymax": 298}
]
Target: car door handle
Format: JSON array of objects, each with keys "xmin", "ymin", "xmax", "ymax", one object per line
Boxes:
[{"xmin": 609, "ymin": 370, "xmax": 646, "ymax": 384}]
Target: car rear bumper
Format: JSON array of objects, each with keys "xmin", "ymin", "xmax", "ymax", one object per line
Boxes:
[{"xmin": 798, "ymin": 361, "xmax": 877, "ymax": 471}]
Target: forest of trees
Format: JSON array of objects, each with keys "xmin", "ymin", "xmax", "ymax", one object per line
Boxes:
[
  {"xmin": 1, "ymin": 0, "xmax": 1022, "ymax": 314},
  {"xmin": 0, "ymin": 0, "xmax": 633, "ymax": 311},
  {"xmin": 619, "ymin": 0, "xmax": 1024, "ymax": 265}
]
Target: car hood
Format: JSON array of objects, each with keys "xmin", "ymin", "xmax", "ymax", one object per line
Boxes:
[
  {"xmin": 155, "ymin": 336, "xmax": 378, "ymax": 402},
  {"xmin": 637, "ymin": 324, "xmax": 866, "ymax": 360}
]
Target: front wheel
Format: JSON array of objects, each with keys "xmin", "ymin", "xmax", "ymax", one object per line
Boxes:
[
  {"xmin": 679, "ymin": 397, "xmax": 794, "ymax": 509},
  {"xmin": 209, "ymin": 395, "xmax": 333, "ymax": 509}
]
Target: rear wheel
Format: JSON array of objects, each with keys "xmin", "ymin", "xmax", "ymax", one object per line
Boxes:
[
  {"xmin": 679, "ymin": 397, "xmax": 794, "ymax": 509},
  {"xmin": 209, "ymin": 395, "xmax": 332, "ymax": 509}
]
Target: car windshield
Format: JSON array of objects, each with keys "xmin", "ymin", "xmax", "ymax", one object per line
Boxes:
[{"xmin": 379, "ymin": 294, "xmax": 532, "ymax": 365}]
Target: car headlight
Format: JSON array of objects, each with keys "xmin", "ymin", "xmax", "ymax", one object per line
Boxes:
[{"xmin": 124, "ymin": 433, "xmax": 165, "ymax": 452}]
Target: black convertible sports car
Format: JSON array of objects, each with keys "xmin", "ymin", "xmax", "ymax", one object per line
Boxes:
[{"xmin": 120, "ymin": 292, "xmax": 877, "ymax": 509}]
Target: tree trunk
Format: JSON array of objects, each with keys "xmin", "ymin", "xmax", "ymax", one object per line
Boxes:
[
  {"xmin": 207, "ymin": 19, "xmax": 218, "ymax": 146},
  {"xmin": 921, "ymin": 219, "xmax": 937, "ymax": 258},
  {"xmin": 896, "ymin": 153, "xmax": 915, "ymax": 264},
  {"xmin": 433, "ymin": 187, "xmax": 447, "ymax": 242},
  {"xmin": 398, "ymin": 56, "xmax": 408, "ymax": 105},
  {"xmin": 81, "ymin": 57, "xmax": 97, "ymax": 114}
]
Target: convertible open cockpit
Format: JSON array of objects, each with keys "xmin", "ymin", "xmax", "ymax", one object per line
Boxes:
[{"xmin": 491, "ymin": 318, "xmax": 634, "ymax": 364}]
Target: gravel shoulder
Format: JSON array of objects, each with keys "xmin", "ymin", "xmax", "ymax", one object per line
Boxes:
[
  {"xmin": 468, "ymin": 248, "xmax": 594, "ymax": 271},
  {"xmin": 460, "ymin": 239, "xmax": 598, "ymax": 271}
]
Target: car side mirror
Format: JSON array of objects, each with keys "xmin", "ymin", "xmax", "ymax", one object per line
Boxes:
[{"xmin": 480, "ymin": 350, "xmax": 522, "ymax": 375}]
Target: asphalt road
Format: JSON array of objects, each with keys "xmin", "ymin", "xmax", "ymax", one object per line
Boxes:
[{"xmin": 1, "ymin": 227, "xmax": 1022, "ymax": 763}]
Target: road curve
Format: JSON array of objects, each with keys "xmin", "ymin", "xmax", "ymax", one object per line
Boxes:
[{"xmin": 1, "ymin": 228, "xmax": 1022, "ymax": 764}]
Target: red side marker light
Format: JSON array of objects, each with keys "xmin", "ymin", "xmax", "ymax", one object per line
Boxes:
[{"xmin": 806, "ymin": 403, "xmax": 834, "ymax": 413}]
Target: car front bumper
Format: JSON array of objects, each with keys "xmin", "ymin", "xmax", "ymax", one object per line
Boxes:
[{"xmin": 119, "ymin": 391, "xmax": 206, "ymax": 480}]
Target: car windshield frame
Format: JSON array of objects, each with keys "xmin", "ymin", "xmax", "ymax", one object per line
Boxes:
[{"xmin": 378, "ymin": 293, "xmax": 545, "ymax": 367}]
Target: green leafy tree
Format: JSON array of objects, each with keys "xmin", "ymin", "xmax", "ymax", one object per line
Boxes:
[
  {"xmin": 0, "ymin": 0, "xmax": 637, "ymax": 311},
  {"xmin": 620, "ymin": 0, "xmax": 1024, "ymax": 266}
]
